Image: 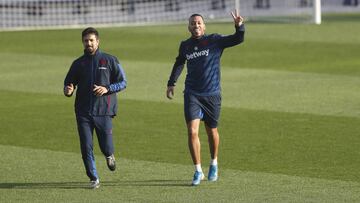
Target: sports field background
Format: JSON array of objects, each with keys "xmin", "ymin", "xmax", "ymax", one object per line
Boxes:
[{"xmin": 1, "ymin": 13, "xmax": 360, "ymax": 202}]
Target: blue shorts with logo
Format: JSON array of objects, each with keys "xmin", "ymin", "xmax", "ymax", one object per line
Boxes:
[{"xmin": 184, "ymin": 93, "xmax": 221, "ymax": 128}]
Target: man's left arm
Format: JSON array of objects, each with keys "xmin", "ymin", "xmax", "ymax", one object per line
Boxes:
[
  {"xmin": 108, "ymin": 60, "xmax": 127, "ymax": 94},
  {"xmin": 218, "ymin": 9, "xmax": 245, "ymax": 48},
  {"xmin": 93, "ymin": 59, "xmax": 126, "ymax": 96}
]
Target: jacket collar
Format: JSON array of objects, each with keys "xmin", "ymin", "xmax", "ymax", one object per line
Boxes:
[
  {"xmin": 190, "ymin": 34, "xmax": 207, "ymax": 42},
  {"xmin": 84, "ymin": 48, "xmax": 101, "ymax": 57}
]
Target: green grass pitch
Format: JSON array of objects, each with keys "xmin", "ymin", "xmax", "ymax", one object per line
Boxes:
[{"xmin": 0, "ymin": 14, "xmax": 360, "ymax": 202}]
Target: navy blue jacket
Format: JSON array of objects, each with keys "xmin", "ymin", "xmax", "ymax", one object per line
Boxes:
[
  {"xmin": 64, "ymin": 49, "xmax": 127, "ymax": 116},
  {"xmin": 168, "ymin": 24, "xmax": 245, "ymax": 96}
]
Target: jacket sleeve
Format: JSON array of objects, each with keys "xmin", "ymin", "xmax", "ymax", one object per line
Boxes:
[
  {"xmin": 218, "ymin": 24, "xmax": 245, "ymax": 49},
  {"xmin": 64, "ymin": 61, "xmax": 78, "ymax": 86},
  {"xmin": 63, "ymin": 61, "xmax": 79, "ymax": 94},
  {"xmin": 108, "ymin": 58, "xmax": 127, "ymax": 93},
  {"xmin": 167, "ymin": 42, "xmax": 186, "ymax": 87}
]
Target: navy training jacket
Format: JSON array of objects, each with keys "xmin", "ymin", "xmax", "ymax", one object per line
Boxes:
[{"xmin": 64, "ymin": 49, "xmax": 127, "ymax": 116}]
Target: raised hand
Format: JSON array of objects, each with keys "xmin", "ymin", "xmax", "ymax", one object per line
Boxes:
[{"xmin": 231, "ymin": 9, "xmax": 244, "ymax": 27}]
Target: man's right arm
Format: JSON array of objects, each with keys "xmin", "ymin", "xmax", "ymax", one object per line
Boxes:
[
  {"xmin": 166, "ymin": 43, "xmax": 186, "ymax": 99},
  {"xmin": 167, "ymin": 42, "xmax": 186, "ymax": 99},
  {"xmin": 63, "ymin": 62, "xmax": 77, "ymax": 97}
]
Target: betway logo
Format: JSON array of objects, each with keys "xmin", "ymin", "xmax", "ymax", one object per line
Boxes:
[{"xmin": 186, "ymin": 49, "xmax": 209, "ymax": 60}]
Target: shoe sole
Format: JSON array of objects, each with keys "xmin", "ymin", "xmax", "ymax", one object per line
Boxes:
[
  {"xmin": 89, "ymin": 183, "xmax": 100, "ymax": 189},
  {"xmin": 107, "ymin": 164, "xmax": 116, "ymax": 171},
  {"xmin": 208, "ymin": 177, "xmax": 218, "ymax": 182},
  {"xmin": 208, "ymin": 173, "xmax": 218, "ymax": 181},
  {"xmin": 208, "ymin": 166, "xmax": 218, "ymax": 182}
]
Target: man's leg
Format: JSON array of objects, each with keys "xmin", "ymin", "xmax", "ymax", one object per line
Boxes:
[
  {"xmin": 205, "ymin": 125, "xmax": 219, "ymax": 182},
  {"xmin": 205, "ymin": 125, "xmax": 219, "ymax": 161},
  {"xmin": 76, "ymin": 115, "xmax": 99, "ymax": 182},
  {"xmin": 94, "ymin": 116, "xmax": 114, "ymax": 157},
  {"xmin": 202, "ymin": 93, "xmax": 221, "ymax": 182},
  {"xmin": 184, "ymin": 93, "xmax": 206, "ymax": 185},
  {"xmin": 93, "ymin": 116, "xmax": 116, "ymax": 171},
  {"xmin": 205, "ymin": 124, "xmax": 219, "ymax": 181},
  {"xmin": 187, "ymin": 119, "xmax": 201, "ymax": 165},
  {"xmin": 187, "ymin": 119, "xmax": 205, "ymax": 185}
]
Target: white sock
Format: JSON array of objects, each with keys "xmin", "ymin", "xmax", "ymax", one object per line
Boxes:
[
  {"xmin": 210, "ymin": 158, "xmax": 218, "ymax": 166},
  {"xmin": 195, "ymin": 164, "xmax": 203, "ymax": 172}
]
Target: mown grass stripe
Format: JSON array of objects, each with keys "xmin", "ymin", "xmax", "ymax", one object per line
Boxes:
[
  {"xmin": 1, "ymin": 144, "xmax": 360, "ymax": 203},
  {"xmin": 0, "ymin": 52, "xmax": 359, "ymax": 118}
]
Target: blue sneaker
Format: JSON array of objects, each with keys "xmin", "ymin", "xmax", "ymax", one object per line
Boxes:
[
  {"xmin": 208, "ymin": 165, "xmax": 218, "ymax": 181},
  {"xmin": 192, "ymin": 171, "xmax": 205, "ymax": 186}
]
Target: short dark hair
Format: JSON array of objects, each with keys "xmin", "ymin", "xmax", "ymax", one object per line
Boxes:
[
  {"xmin": 82, "ymin": 27, "xmax": 99, "ymax": 39},
  {"xmin": 189, "ymin": 13, "xmax": 204, "ymax": 22}
]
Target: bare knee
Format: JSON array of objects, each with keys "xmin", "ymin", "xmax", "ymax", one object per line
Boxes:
[
  {"xmin": 205, "ymin": 125, "xmax": 219, "ymax": 137},
  {"xmin": 188, "ymin": 127, "xmax": 199, "ymax": 139},
  {"xmin": 187, "ymin": 120, "xmax": 200, "ymax": 139}
]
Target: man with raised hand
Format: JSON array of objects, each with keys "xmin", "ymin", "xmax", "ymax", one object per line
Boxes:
[
  {"xmin": 166, "ymin": 10, "xmax": 245, "ymax": 186},
  {"xmin": 64, "ymin": 27, "xmax": 127, "ymax": 189}
]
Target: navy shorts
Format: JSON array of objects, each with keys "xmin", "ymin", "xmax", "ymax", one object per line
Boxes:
[{"xmin": 184, "ymin": 93, "xmax": 221, "ymax": 128}]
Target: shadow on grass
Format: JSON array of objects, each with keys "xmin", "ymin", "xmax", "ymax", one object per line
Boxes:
[{"xmin": 0, "ymin": 179, "xmax": 190, "ymax": 189}]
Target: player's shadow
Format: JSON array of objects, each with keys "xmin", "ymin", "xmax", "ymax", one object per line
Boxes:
[
  {"xmin": 0, "ymin": 180, "xmax": 190, "ymax": 189},
  {"xmin": 108, "ymin": 179, "xmax": 190, "ymax": 187},
  {"xmin": 0, "ymin": 182, "xmax": 88, "ymax": 189}
]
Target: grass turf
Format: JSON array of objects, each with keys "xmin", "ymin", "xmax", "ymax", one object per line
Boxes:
[
  {"xmin": 0, "ymin": 13, "xmax": 360, "ymax": 202},
  {"xmin": 1, "ymin": 145, "xmax": 360, "ymax": 203}
]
